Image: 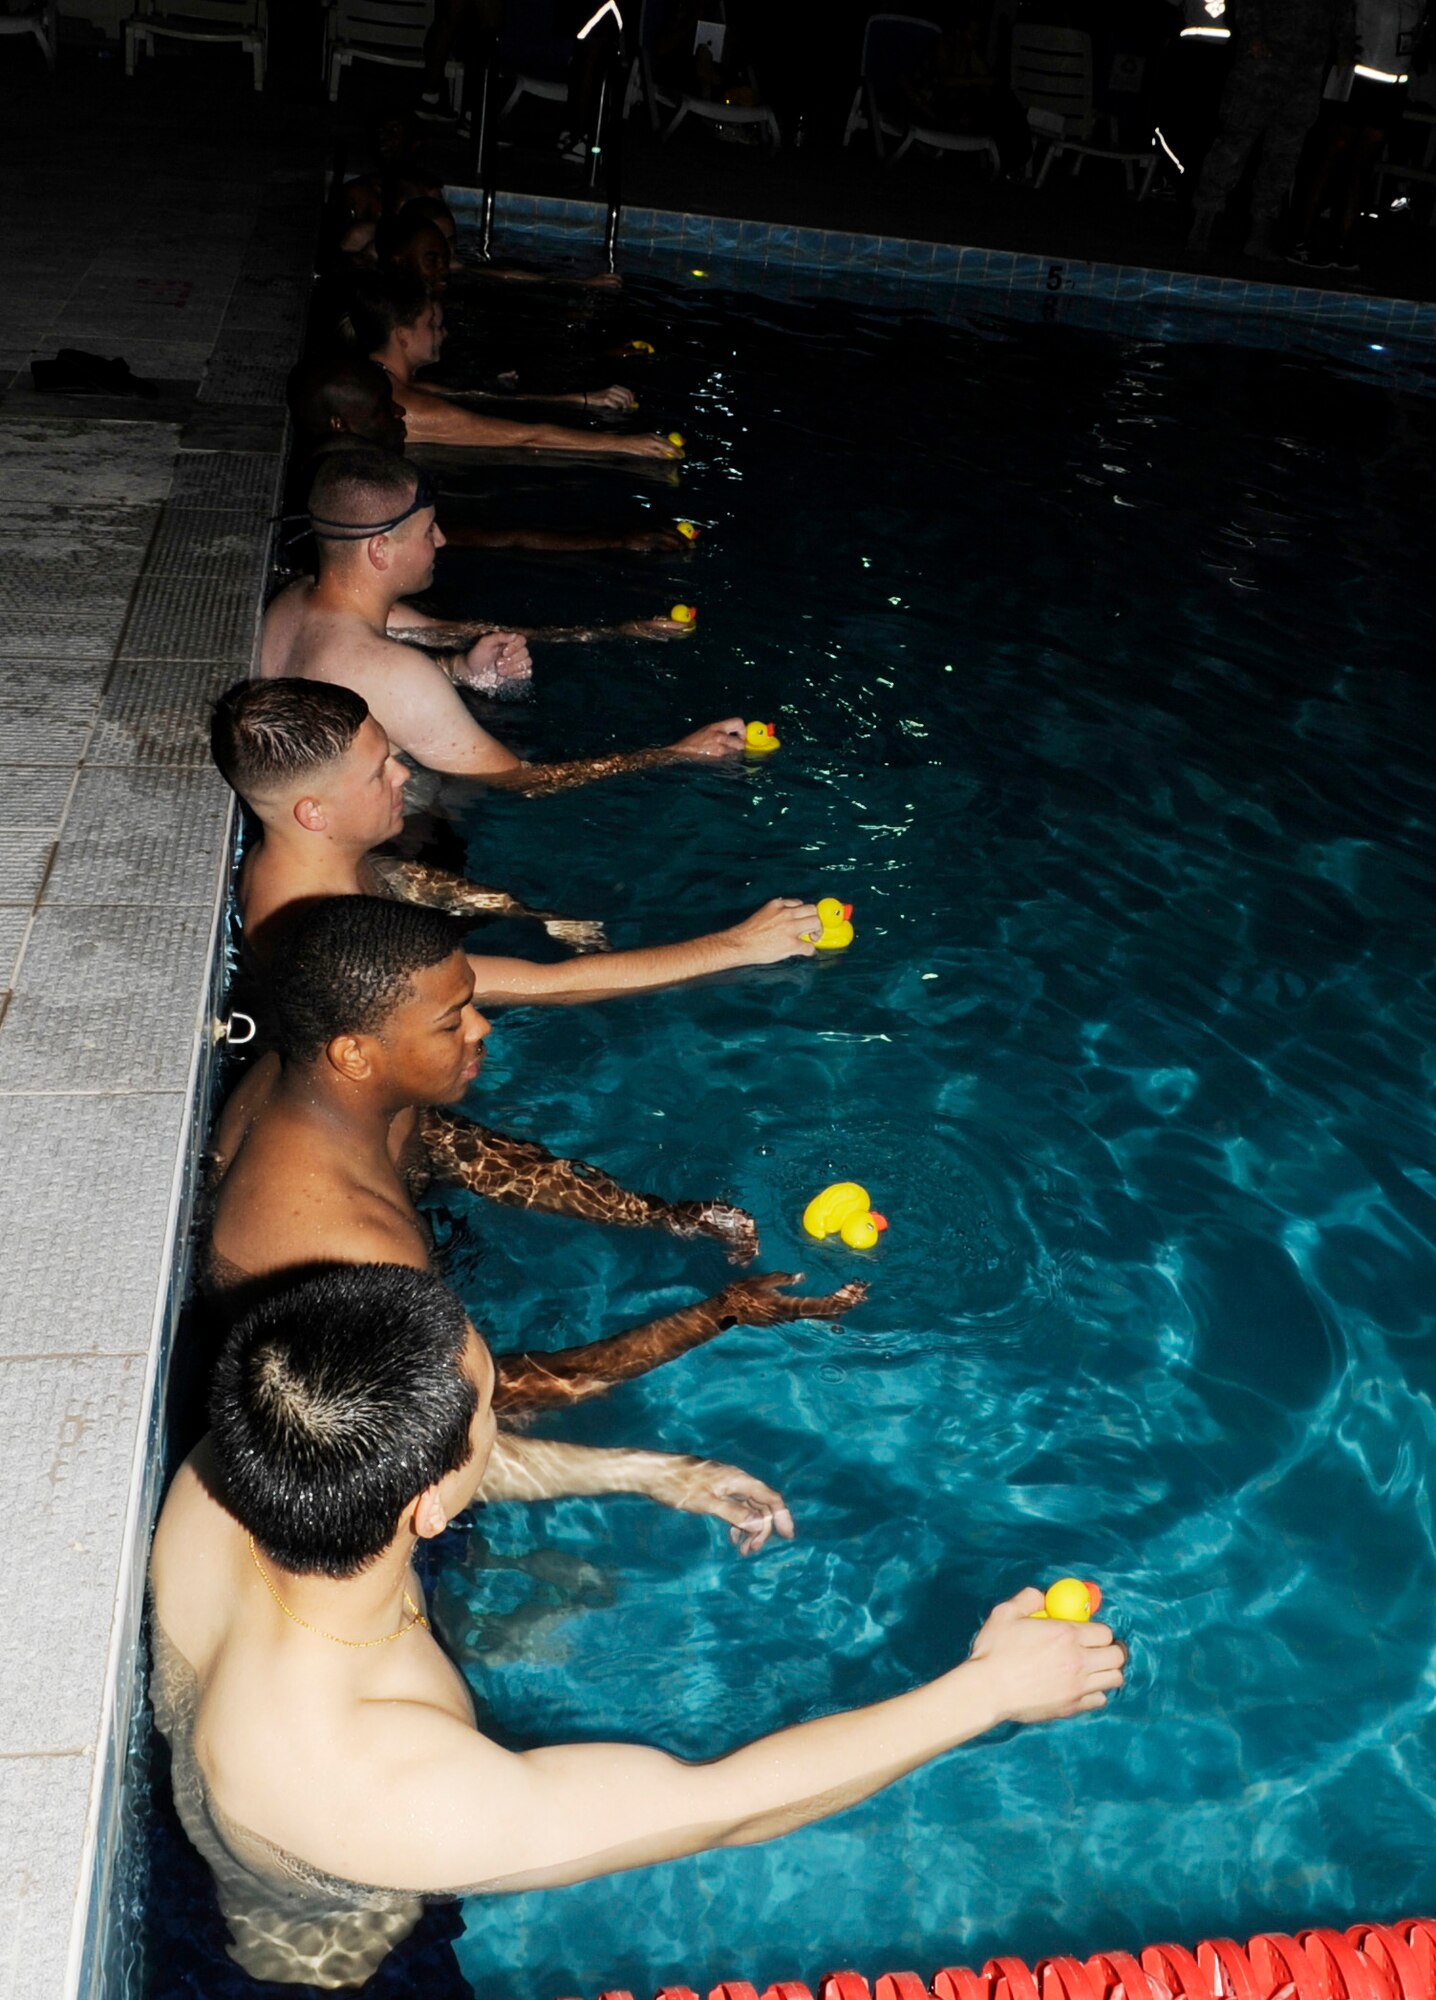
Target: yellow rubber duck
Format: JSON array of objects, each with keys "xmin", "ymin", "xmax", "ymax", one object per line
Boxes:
[
  {"xmin": 676, "ymin": 520, "xmax": 699, "ymax": 542},
  {"xmin": 670, "ymin": 603, "xmax": 697, "ymax": 625},
  {"xmin": 745, "ymin": 720, "xmax": 780, "ymax": 754},
  {"xmin": 1029, "ymin": 1578, "xmax": 1102, "ymax": 1622},
  {"xmin": 667, "ymin": 431, "xmax": 686, "ymax": 449},
  {"xmin": 627, "ymin": 339, "xmax": 655, "ymax": 354},
  {"xmin": 802, "ymin": 1182, "xmax": 888, "ymax": 1250},
  {"xmin": 803, "ymin": 897, "xmax": 854, "ymax": 950}
]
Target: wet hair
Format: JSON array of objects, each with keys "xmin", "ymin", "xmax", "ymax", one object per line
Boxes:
[
  {"xmin": 210, "ymin": 679, "xmax": 370, "ymax": 800},
  {"xmin": 305, "ymin": 444, "xmax": 419, "ymax": 553},
  {"xmin": 286, "ymin": 350, "xmax": 394, "ymax": 443},
  {"xmin": 346, "ymin": 269, "xmax": 430, "ymax": 353},
  {"xmin": 269, "ymin": 895, "xmax": 467, "ymax": 1066},
  {"xmin": 211, "ymin": 1264, "xmax": 478, "ymax": 1577},
  {"xmin": 375, "ymin": 209, "xmax": 449, "ymax": 267},
  {"xmin": 400, "ymin": 194, "xmax": 457, "ymax": 239}
]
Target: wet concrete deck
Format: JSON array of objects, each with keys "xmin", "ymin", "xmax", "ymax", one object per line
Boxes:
[{"xmin": 0, "ymin": 71, "xmax": 319, "ymax": 2000}]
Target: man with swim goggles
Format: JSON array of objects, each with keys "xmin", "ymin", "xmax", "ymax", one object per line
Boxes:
[{"xmin": 262, "ymin": 445, "xmax": 748, "ymax": 788}]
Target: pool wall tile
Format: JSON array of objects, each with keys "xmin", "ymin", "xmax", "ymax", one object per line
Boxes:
[{"xmin": 449, "ymin": 184, "xmax": 1436, "ymax": 339}]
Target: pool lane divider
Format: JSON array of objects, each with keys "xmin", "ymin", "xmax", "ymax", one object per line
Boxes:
[{"xmin": 560, "ymin": 1917, "xmax": 1436, "ymax": 2000}]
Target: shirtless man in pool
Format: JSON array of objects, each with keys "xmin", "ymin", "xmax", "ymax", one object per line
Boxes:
[
  {"xmin": 260, "ymin": 446, "xmax": 746, "ymax": 785},
  {"xmin": 206, "ymin": 894, "xmax": 866, "ymax": 1413},
  {"xmin": 212, "ymin": 675, "xmax": 822, "ymax": 1006},
  {"xmin": 150, "ymin": 1263, "xmax": 1126, "ymax": 1987},
  {"xmin": 348, "ymin": 270, "xmax": 674, "ymax": 457}
]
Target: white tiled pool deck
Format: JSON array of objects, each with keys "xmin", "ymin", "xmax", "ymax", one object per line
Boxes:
[{"xmin": 0, "ymin": 87, "xmax": 318, "ymax": 2000}]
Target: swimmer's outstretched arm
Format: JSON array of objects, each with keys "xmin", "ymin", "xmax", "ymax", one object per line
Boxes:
[
  {"xmin": 384, "ymin": 380, "xmax": 678, "ymax": 459},
  {"xmin": 479, "ymin": 1434, "xmax": 792, "ymax": 1555},
  {"xmin": 416, "ymin": 1108, "xmax": 756, "ymax": 1259},
  {"xmin": 388, "ymin": 613, "xmax": 696, "ymax": 646},
  {"xmin": 438, "ymin": 522, "xmax": 692, "ymax": 556},
  {"xmin": 491, "ymin": 1271, "xmax": 868, "ymax": 1417},
  {"xmin": 462, "ymin": 898, "xmax": 820, "ymax": 1005},
  {"xmin": 361, "ymin": 646, "xmax": 746, "ymax": 787},
  {"xmin": 480, "ymin": 718, "xmax": 748, "ymax": 797},
  {"xmin": 343, "ymin": 1592, "xmax": 1125, "ymax": 1894},
  {"xmin": 367, "ymin": 853, "xmax": 608, "ymax": 954}
]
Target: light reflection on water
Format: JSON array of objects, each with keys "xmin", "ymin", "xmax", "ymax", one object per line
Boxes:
[{"xmin": 427, "ymin": 281, "xmax": 1436, "ymax": 1997}]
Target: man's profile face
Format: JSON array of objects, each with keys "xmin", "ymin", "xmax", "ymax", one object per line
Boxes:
[
  {"xmin": 389, "ymin": 499, "xmax": 444, "ymax": 596},
  {"xmin": 397, "ymin": 224, "xmax": 451, "ymax": 296},
  {"xmin": 403, "ymin": 301, "xmax": 445, "ymax": 371},
  {"xmin": 325, "ymin": 716, "xmax": 409, "ymax": 847},
  {"xmin": 376, "ymin": 951, "xmax": 489, "ymax": 1106}
]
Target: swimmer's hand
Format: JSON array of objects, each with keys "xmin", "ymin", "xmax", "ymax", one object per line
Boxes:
[
  {"xmin": 714, "ymin": 1270, "xmax": 869, "ymax": 1326},
  {"xmin": 967, "ymin": 1588, "xmax": 1127, "ymax": 1724},
  {"xmin": 622, "ymin": 526, "xmax": 694, "ymax": 554},
  {"xmin": 625, "ymin": 433, "xmax": 685, "ymax": 461},
  {"xmin": 540, "ymin": 915, "xmax": 611, "ymax": 954},
  {"xmin": 458, "ymin": 632, "xmax": 533, "ymax": 693},
  {"xmin": 578, "ymin": 270, "xmax": 624, "ymax": 291},
  {"xmin": 665, "ymin": 1199, "xmax": 760, "ymax": 1265},
  {"xmin": 721, "ymin": 897, "xmax": 822, "ymax": 966},
  {"xmin": 584, "ymin": 384, "xmax": 637, "ymax": 412},
  {"xmin": 617, "ymin": 614, "xmax": 698, "ymax": 641},
  {"xmin": 671, "ymin": 717, "xmax": 745, "ymax": 760},
  {"xmin": 654, "ymin": 1457, "xmax": 794, "ymax": 1557}
]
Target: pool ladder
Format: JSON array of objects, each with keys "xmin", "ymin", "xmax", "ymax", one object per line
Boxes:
[{"xmin": 465, "ymin": 42, "xmax": 625, "ymax": 274}]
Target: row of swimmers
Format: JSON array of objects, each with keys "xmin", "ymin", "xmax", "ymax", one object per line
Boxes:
[{"xmin": 148, "ymin": 179, "xmax": 1126, "ymax": 1990}]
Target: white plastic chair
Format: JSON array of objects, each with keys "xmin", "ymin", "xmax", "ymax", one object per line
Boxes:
[
  {"xmin": 1010, "ymin": 24, "xmax": 1157, "ymax": 196},
  {"xmin": 844, "ymin": 16, "xmax": 999, "ymax": 173},
  {"xmin": 125, "ymin": 0, "xmax": 265, "ymax": 89},
  {"xmin": 635, "ymin": 0, "xmax": 780, "ymax": 149},
  {"xmin": 324, "ymin": 0, "xmax": 463, "ymax": 111},
  {"xmin": 0, "ymin": 0, "xmax": 56, "ymax": 71},
  {"xmin": 497, "ymin": 7, "xmax": 571, "ymax": 124}
]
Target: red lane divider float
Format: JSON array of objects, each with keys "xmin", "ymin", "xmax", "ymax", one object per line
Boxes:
[{"xmin": 576, "ymin": 1919, "xmax": 1436, "ymax": 2000}]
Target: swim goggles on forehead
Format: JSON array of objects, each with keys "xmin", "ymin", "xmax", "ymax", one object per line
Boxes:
[{"xmin": 305, "ymin": 467, "xmax": 437, "ymax": 541}]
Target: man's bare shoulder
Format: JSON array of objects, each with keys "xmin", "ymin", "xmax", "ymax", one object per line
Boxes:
[
  {"xmin": 260, "ymin": 582, "xmax": 399, "ymax": 687},
  {"xmin": 210, "ymin": 1103, "xmax": 429, "ymax": 1279}
]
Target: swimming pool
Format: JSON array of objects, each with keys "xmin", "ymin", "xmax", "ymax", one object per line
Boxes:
[{"xmin": 138, "ymin": 274, "xmax": 1436, "ymax": 1995}]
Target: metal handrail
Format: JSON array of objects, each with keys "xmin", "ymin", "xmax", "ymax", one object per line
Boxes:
[{"xmin": 467, "ymin": 29, "xmax": 626, "ymax": 272}]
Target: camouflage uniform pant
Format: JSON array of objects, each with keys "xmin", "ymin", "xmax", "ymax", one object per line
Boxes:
[{"xmin": 1192, "ymin": 58, "xmax": 1328, "ymax": 221}]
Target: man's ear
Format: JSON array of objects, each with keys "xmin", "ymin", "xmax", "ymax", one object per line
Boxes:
[
  {"xmin": 325, "ymin": 1032, "xmax": 373, "ymax": 1083},
  {"xmin": 412, "ymin": 1486, "xmax": 449, "ymax": 1541},
  {"xmin": 293, "ymin": 793, "xmax": 327, "ymax": 833},
  {"xmin": 366, "ymin": 531, "xmax": 391, "ymax": 574}
]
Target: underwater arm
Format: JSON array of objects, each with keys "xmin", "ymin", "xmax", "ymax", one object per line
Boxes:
[
  {"xmin": 478, "ymin": 1434, "xmax": 792, "ymax": 1554},
  {"xmin": 491, "ymin": 1272, "xmax": 868, "ymax": 1417},
  {"xmin": 416, "ymin": 1109, "xmax": 755, "ymax": 1253},
  {"xmin": 367, "ymin": 856, "xmax": 608, "ymax": 953},
  {"xmin": 478, "ymin": 717, "xmax": 748, "ymax": 797}
]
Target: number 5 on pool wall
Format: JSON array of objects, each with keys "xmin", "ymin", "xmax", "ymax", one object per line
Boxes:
[{"xmin": 1042, "ymin": 263, "xmax": 1066, "ymax": 322}]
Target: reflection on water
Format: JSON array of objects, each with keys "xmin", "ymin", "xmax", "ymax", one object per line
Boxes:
[{"xmin": 138, "ymin": 280, "xmax": 1436, "ymax": 1995}]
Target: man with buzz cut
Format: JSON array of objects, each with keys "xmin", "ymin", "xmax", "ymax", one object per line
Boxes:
[
  {"xmin": 211, "ymin": 677, "xmax": 824, "ymax": 1004},
  {"xmin": 261, "ymin": 445, "xmax": 749, "ymax": 783},
  {"xmin": 205, "ymin": 894, "xmax": 866, "ymax": 1395},
  {"xmin": 151, "ymin": 1262, "xmax": 1127, "ymax": 1987},
  {"xmin": 286, "ymin": 349, "xmax": 694, "ymax": 554}
]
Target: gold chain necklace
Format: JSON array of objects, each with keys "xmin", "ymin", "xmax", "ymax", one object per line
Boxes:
[{"xmin": 248, "ymin": 1535, "xmax": 429, "ymax": 1649}]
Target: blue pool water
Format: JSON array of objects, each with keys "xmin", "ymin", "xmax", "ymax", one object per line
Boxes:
[{"xmin": 138, "ymin": 276, "xmax": 1436, "ymax": 1996}]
